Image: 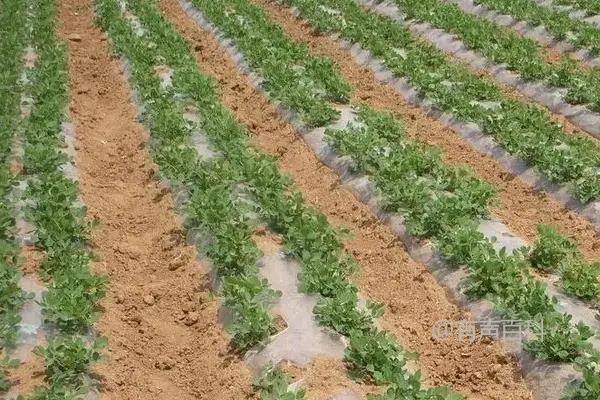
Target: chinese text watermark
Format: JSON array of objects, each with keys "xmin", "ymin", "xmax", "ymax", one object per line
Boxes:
[{"xmin": 432, "ymin": 319, "xmax": 543, "ymax": 343}]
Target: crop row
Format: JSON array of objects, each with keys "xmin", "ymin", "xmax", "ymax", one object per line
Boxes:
[
  {"xmin": 0, "ymin": 0, "xmax": 29, "ymax": 392},
  {"xmin": 284, "ymin": 0, "xmax": 600, "ymax": 202},
  {"xmin": 97, "ymin": 0, "xmax": 463, "ymax": 397},
  {"xmin": 387, "ymin": 0, "xmax": 600, "ymax": 111},
  {"xmin": 531, "ymin": 225, "xmax": 600, "ymax": 302},
  {"xmin": 184, "ymin": 0, "xmax": 599, "ymax": 397},
  {"xmin": 15, "ymin": 0, "xmax": 107, "ymax": 398},
  {"xmin": 470, "ymin": 0, "xmax": 600, "ymax": 54},
  {"xmin": 554, "ymin": 0, "xmax": 600, "ymax": 15}
]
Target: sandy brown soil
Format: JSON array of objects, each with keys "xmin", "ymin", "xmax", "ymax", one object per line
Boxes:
[
  {"xmin": 245, "ymin": 0, "xmax": 600, "ymax": 263},
  {"xmin": 6, "ymin": 349, "xmax": 46, "ymax": 397},
  {"xmin": 283, "ymin": 359, "xmax": 383, "ymax": 399},
  {"xmin": 56, "ymin": 0, "xmax": 258, "ymax": 398},
  {"xmin": 159, "ymin": 0, "xmax": 534, "ymax": 398}
]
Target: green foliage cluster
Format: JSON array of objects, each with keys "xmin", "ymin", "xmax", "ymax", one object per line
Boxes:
[
  {"xmin": 562, "ymin": 349, "xmax": 600, "ymax": 400},
  {"xmin": 283, "ymin": 0, "xmax": 600, "ymax": 202},
  {"xmin": 189, "ymin": 0, "xmax": 352, "ymax": 126},
  {"xmin": 345, "ymin": 330, "xmax": 462, "ymax": 399},
  {"xmin": 524, "ymin": 313, "xmax": 592, "ymax": 362},
  {"xmin": 96, "ymin": 0, "xmax": 461, "ymax": 396},
  {"xmin": 255, "ymin": 366, "xmax": 306, "ymax": 400},
  {"xmin": 390, "ymin": 0, "xmax": 600, "ymax": 111},
  {"xmin": 0, "ymin": 0, "xmax": 31, "ymax": 391},
  {"xmin": 472, "ymin": 0, "xmax": 600, "ymax": 54},
  {"xmin": 17, "ymin": 336, "xmax": 106, "ymax": 400},
  {"xmin": 529, "ymin": 225, "xmax": 600, "ymax": 301}
]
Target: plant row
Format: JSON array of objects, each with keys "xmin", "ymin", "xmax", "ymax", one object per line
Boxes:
[
  {"xmin": 97, "ymin": 0, "xmax": 462, "ymax": 398},
  {"xmin": 469, "ymin": 0, "xmax": 600, "ymax": 54},
  {"xmin": 15, "ymin": 0, "xmax": 107, "ymax": 398},
  {"xmin": 554, "ymin": 0, "xmax": 600, "ymax": 16},
  {"xmin": 324, "ymin": 105, "xmax": 599, "ymax": 398},
  {"xmin": 0, "ymin": 0, "xmax": 30, "ymax": 392},
  {"xmin": 387, "ymin": 0, "xmax": 600, "ymax": 111},
  {"xmin": 283, "ymin": 0, "xmax": 600, "ymax": 202},
  {"xmin": 192, "ymin": 0, "xmax": 352, "ymax": 127}
]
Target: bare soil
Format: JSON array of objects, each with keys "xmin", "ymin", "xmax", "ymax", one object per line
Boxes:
[
  {"xmin": 159, "ymin": 0, "xmax": 534, "ymax": 398},
  {"xmin": 283, "ymin": 359, "xmax": 384, "ymax": 399}
]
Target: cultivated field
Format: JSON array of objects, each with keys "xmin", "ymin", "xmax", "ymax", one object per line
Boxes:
[{"xmin": 1, "ymin": 0, "xmax": 600, "ymax": 399}]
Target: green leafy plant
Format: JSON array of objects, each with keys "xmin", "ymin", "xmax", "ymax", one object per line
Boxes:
[
  {"xmin": 524, "ymin": 313, "xmax": 592, "ymax": 361},
  {"xmin": 41, "ymin": 266, "xmax": 107, "ymax": 332},
  {"xmin": 528, "ymin": 225, "xmax": 600, "ymax": 302},
  {"xmin": 24, "ymin": 336, "xmax": 107, "ymax": 399},
  {"xmin": 529, "ymin": 225, "xmax": 579, "ymax": 271},
  {"xmin": 0, "ymin": 262, "xmax": 30, "ymax": 348},
  {"xmin": 314, "ymin": 287, "xmax": 380, "ymax": 335},
  {"xmin": 255, "ymin": 366, "xmax": 305, "ymax": 400},
  {"xmin": 345, "ymin": 329, "xmax": 411, "ymax": 385},
  {"xmin": 561, "ymin": 262, "xmax": 600, "ymax": 301},
  {"xmin": 562, "ymin": 350, "xmax": 600, "ymax": 400},
  {"xmin": 434, "ymin": 219, "xmax": 495, "ymax": 266},
  {"xmin": 222, "ymin": 275, "xmax": 280, "ymax": 350}
]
